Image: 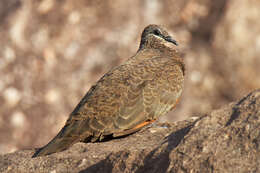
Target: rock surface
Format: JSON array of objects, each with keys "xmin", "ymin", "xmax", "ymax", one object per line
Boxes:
[{"xmin": 1, "ymin": 89, "xmax": 259, "ymax": 173}]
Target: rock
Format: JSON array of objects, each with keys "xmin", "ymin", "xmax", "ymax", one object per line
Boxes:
[{"xmin": 0, "ymin": 89, "xmax": 259, "ymax": 173}]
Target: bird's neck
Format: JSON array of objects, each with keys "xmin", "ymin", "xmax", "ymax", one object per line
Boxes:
[
  {"xmin": 139, "ymin": 36, "xmax": 177, "ymax": 53},
  {"xmin": 137, "ymin": 39, "xmax": 185, "ymax": 75}
]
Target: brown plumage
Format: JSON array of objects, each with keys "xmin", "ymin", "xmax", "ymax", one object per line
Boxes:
[{"xmin": 32, "ymin": 24, "xmax": 185, "ymax": 157}]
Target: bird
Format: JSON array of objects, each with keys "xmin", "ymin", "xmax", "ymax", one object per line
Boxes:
[{"xmin": 32, "ymin": 24, "xmax": 185, "ymax": 157}]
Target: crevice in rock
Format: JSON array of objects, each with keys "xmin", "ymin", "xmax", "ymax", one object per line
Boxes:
[
  {"xmin": 226, "ymin": 90, "xmax": 259, "ymax": 126},
  {"xmin": 225, "ymin": 107, "xmax": 240, "ymax": 126}
]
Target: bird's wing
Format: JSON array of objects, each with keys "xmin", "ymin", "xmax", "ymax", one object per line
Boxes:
[{"xmin": 110, "ymin": 57, "xmax": 184, "ymax": 136}]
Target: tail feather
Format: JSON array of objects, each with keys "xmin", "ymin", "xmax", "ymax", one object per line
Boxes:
[
  {"xmin": 32, "ymin": 118, "xmax": 94, "ymax": 157},
  {"xmin": 32, "ymin": 136, "xmax": 76, "ymax": 158},
  {"xmin": 32, "ymin": 124, "xmax": 80, "ymax": 158}
]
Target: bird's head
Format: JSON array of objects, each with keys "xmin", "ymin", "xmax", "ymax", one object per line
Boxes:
[{"xmin": 139, "ymin": 24, "xmax": 178, "ymax": 50}]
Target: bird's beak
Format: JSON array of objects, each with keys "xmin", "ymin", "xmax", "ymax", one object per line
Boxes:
[{"xmin": 164, "ymin": 36, "xmax": 178, "ymax": 46}]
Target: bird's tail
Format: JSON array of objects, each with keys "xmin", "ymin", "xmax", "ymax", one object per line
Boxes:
[{"xmin": 32, "ymin": 124, "xmax": 80, "ymax": 158}]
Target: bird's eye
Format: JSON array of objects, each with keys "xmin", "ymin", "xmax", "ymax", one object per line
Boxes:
[{"xmin": 154, "ymin": 29, "xmax": 162, "ymax": 36}]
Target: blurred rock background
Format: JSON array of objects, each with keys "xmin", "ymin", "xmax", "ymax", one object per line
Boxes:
[{"xmin": 0, "ymin": 0, "xmax": 259, "ymax": 154}]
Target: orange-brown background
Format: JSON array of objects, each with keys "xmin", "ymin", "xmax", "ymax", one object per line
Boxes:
[{"xmin": 0, "ymin": 0, "xmax": 259, "ymax": 154}]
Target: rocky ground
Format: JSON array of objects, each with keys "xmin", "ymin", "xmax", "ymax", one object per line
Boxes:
[
  {"xmin": 0, "ymin": 89, "xmax": 259, "ymax": 173},
  {"xmin": 0, "ymin": 0, "xmax": 259, "ymax": 156}
]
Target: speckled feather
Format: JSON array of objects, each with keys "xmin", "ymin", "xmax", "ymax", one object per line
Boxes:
[{"xmin": 32, "ymin": 24, "xmax": 185, "ymax": 157}]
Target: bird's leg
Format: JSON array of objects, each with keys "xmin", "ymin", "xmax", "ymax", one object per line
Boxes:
[
  {"xmin": 113, "ymin": 119, "xmax": 156, "ymax": 137},
  {"xmin": 132, "ymin": 119, "xmax": 156, "ymax": 130}
]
